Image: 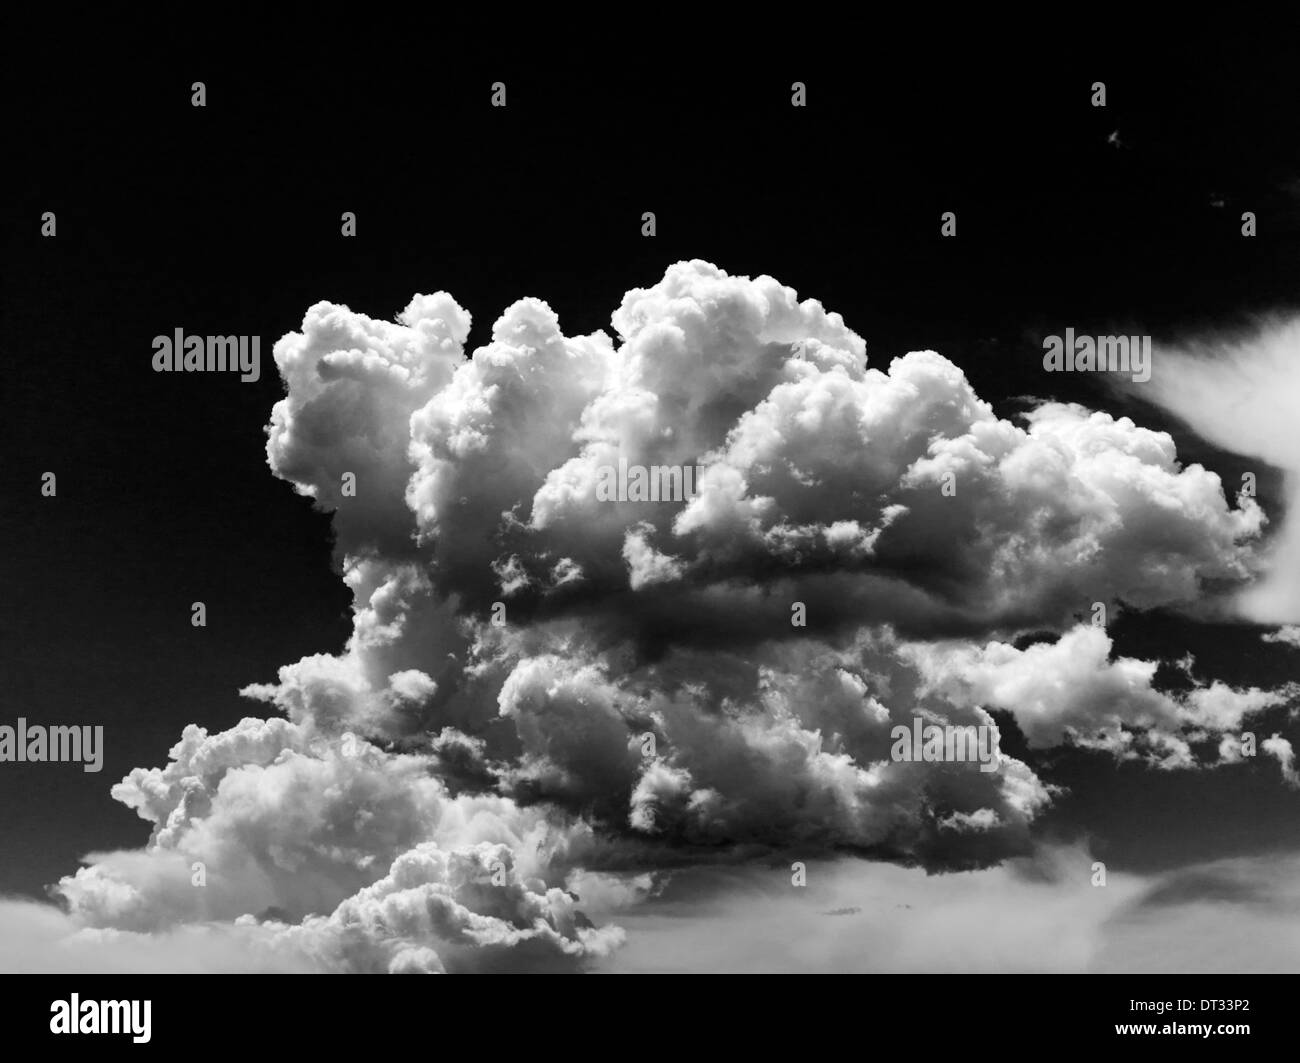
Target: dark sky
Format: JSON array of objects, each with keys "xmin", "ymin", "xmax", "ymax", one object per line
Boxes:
[{"xmin": 2, "ymin": 21, "xmax": 1298, "ymax": 900}]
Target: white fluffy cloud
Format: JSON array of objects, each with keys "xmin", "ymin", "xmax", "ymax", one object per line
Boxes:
[
  {"xmin": 267, "ymin": 294, "xmax": 471, "ymax": 559},
  {"xmin": 18, "ymin": 263, "xmax": 1296, "ymax": 974},
  {"xmin": 54, "ymin": 716, "xmax": 630, "ymax": 971},
  {"xmin": 902, "ymin": 623, "xmax": 1295, "ymax": 775},
  {"xmin": 1262, "ymin": 625, "xmax": 1300, "ymax": 648}
]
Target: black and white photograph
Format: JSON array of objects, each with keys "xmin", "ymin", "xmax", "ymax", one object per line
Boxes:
[{"xmin": 2, "ymin": 13, "xmax": 1297, "ymax": 1047}]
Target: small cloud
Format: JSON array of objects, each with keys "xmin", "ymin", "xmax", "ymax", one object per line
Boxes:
[{"xmin": 1262, "ymin": 625, "xmax": 1300, "ymax": 649}]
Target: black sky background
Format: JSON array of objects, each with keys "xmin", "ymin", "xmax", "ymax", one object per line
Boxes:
[{"xmin": 2, "ymin": 19, "xmax": 1298, "ymax": 900}]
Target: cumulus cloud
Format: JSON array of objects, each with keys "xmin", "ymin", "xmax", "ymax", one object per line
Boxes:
[
  {"xmin": 1262, "ymin": 625, "xmax": 1300, "ymax": 648},
  {"xmin": 15, "ymin": 262, "xmax": 1295, "ymax": 974},
  {"xmin": 267, "ymin": 293, "xmax": 471, "ymax": 560},
  {"xmin": 901, "ymin": 623, "xmax": 1293, "ymax": 772},
  {"xmin": 53, "ymin": 717, "xmax": 632, "ymax": 971}
]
